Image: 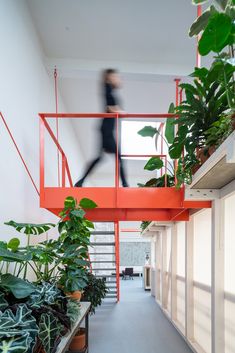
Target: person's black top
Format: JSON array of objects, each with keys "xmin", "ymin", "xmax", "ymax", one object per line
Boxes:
[{"xmin": 101, "ymin": 83, "xmax": 118, "ymax": 136}]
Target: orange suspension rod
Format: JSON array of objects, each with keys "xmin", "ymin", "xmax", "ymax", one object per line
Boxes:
[
  {"xmin": 54, "ymin": 67, "xmax": 60, "ymax": 187},
  {"xmin": 0, "ymin": 112, "xmax": 40, "ymax": 196}
]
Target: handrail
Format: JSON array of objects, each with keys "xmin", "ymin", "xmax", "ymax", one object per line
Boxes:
[
  {"xmin": 0, "ymin": 112, "xmax": 40, "ymax": 196},
  {"xmin": 39, "ymin": 113, "xmax": 177, "ymax": 119},
  {"xmin": 39, "ymin": 112, "xmax": 179, "ymax": 190}
]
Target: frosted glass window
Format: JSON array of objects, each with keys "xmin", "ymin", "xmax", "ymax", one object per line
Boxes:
[
  {"xmin": 224, "ymin": 193, "xmax": 235, "ymax": 353},
  {"xmin": 177, "ymin": 222, "xmax": 185, "ymax": 277},
  {"xmin": 194, "ymin": 287, "xmax": 211, "ymax": 353},
  {"xmin": 224, "ymin": 193, "xmax": 235, "ymax": 293},
  {"xmin": 121, "ymin": 121, "xmax": 163, "ymax": 158},
  {"xmin": 193, "ymin": 209, "xmax": 212, "ymax": 285}
]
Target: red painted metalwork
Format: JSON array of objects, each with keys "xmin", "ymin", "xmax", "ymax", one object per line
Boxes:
[
  {"xmin": 115, "ymin": 222, "xmax": 120, "ymax": 302},
  {"xmin": 0, "ymin": 112, "xmax": 40, "ymax": 196},
  {"xmin": 54, "ymin": 67, "xmax": 60, "ymax": 187},
  {"xmin": 196, "ymin": 5, "xmax": 202, "ymax": 68},
  {"xmin": 39, "ymin": 112, "xmax": 211, "ymax": 221}
]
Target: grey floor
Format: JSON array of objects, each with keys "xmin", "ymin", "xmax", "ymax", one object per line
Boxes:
[{"xmin": 90, "ymin": 278, "xmax": 193, "ymax": 353}]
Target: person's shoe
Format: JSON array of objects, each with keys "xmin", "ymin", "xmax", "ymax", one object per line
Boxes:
[
  {"xmin": 74, "ymin": 179, "xmax": 84, "ymax": 187},
  {"xmin": 122, "ymin": 183, "xmax": 129, "ymax": 187}
]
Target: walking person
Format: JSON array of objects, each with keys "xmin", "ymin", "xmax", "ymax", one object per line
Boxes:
[{"xmin": 74, "ymin": 69, "xmax": 129, "ymax": 187}]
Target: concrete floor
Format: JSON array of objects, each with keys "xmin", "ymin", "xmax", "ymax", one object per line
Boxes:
[{"xmin": 90, "ymin": 278, "xmax": 193, "ymax": 353}]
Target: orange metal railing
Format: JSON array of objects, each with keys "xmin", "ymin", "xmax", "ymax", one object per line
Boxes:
[{"xmin": 39, "ymin": 112, "xmax": 178, "ymax": 192}]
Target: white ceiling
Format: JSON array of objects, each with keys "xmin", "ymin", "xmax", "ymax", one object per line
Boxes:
[
  {"xmin": 27, "ymin": 0, "xmax": 200, "ymax": 75},
  {"xmin": 26, "ymin": 0, "xmax": 207, "ymax": 186}
]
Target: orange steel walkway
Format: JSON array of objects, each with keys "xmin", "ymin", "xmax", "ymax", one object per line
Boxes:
[{"xmin": 39, "ymin": 112, "xmax": 211, "ymax": 221}]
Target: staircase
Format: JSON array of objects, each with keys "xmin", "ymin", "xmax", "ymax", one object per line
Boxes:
[{"xmin": 89, "ymin": 223, "xmax": 120, "ymax": 301}]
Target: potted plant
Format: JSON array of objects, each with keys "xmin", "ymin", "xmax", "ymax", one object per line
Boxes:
[
  {"xmin": 56, "ymin": 196, "xmax": 97, "ymax": 300},
  {"xmin": 69, "ymin": 272, "xmax": 108, "ymax": 352}
]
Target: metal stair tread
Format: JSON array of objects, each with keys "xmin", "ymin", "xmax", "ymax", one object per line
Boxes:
[
  {"xmin": 91, "ymin": 231, "xmax": 115, "ymax": 235},
  {"xmin": 91, "ymin": 260, "xmax": 115, "ymax": 263},
  {"xmin": 89, "ymin": 253, "xmax": 115, "ymax": 255},
  {"xmin": 93, "ymin": 268, "xmax": 116, "ymax": 271},
  {"xmin": 90, "ymin": 242, "xmax": 115, "ymax": 246}
]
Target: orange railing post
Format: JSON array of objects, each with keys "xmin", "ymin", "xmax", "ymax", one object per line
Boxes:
[{"xmin": 39, "ymin": 116, "xmax": 45, "ymax": 202}]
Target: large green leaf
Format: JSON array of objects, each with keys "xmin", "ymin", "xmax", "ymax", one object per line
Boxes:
[
  {"xmin": 5, "ymin": 221, "xmax": 55, "ymax": 235},
  {"xmin": 165, "ymin": 103, "xmax": 175, "ymax": 144},
  {"xmin": 199, "ymin": 13, "xmax": 232, "ymax": 55},
  {"xmin": 137, "ymin": 126, "xmax": 157, "ymax": 138},
  {"xmin": 79, "ymin": 198, "xmax": 97, "ymax": 209},
  {"xmin": 0, "ymin": 304, "xmax": 38, "ymax": 353},
  {"xmin": 144, "ymin": 157, "xmax": 164, "ymax": 171},
  {"xmin": 189, "ymin": 6, "xmax": 217, "ymax": 37},
  {"xmin": 0, "ymin": 274, "xmax": 35, "ymax": 299},
  {"xmin": 64, "ymin": 196, "xmax": 76, "ymax": 209},
  {"xmin": 0, "ymin": 248, "xmax": 31, "ymax": 263},
  {"xmin": 0, "ymin": 337, "xmax": 29, "ymax": 353},
  {"xmin": 7, "ymin": 238, "xmax": 20, "ymax": 252},
  {"xmin": 38, "ymin": 313, "xmax": 61, "ymax": 353},
  {"xmin": 70, "ymin": 209, "xmax": 86, "ymax": 218}
]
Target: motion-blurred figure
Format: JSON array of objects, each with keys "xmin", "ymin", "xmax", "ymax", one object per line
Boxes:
[{"xmin": 75, "ymin": 69, "xmax": 129, "ymax": 187}]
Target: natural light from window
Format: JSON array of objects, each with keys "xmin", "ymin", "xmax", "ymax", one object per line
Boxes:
[{"xmin": 121, "ymin": 121, "xmax": 164, "ymax": 159}]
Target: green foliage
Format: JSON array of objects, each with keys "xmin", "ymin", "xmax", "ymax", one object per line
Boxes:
[
  {"xmin": 81, "ymin": 272, "xmax": 108, "ymax": 314},
  {"xmin": 7, "ymin": 239, "xmax": 20, "ymax": 252},
  {"xmin": 27, "ymin": 282, "xmax": 62, "ymax": 309},
  {"xmin": 0, "ymin": 304, "xmax": 38, "ymax": 353},
  {"xmin": 57, "ymin": 197, "xmax": 93, "ymax": 293},
  {"xmin": 189, "ymin": 5, "xmax": 217, "ymax": 37},
  {"xmin": 165, "ymin": 103, "xmax": 175, "ymax": 144},
  {"xmin": 0, "ymin": 274, "xmax": 35, "ymax": 299},
  {"xmin": 137, "ymin": 126, "xmax": 158, "ymax": 138},
  {"xmin": 140, "ymin": 221, "xmax": 151, "ymax": 232},
  {"xmin": 144, "ymin": 157, "xmax": 164, "ymax": 171},
  {"xmin": 205, "ymin": 115, "xmax": 233, "ymax": 147},
  {"xmin": 79, "ymin": 198, "xmax": 97, "ymax": 209},
  {"xmin": 137, "ymin": 174, "xmax": 175, "ymax": 188},
  {"xmin": 5, "ymin": 221, "xmax": 55, "ymax": 235},
  {"xmin": 38, "ymin": 313, "xmax": 62, "ymax": 353},
  {"xmin": 199, "ymin": 13, "xmax": 232, "ymax": 55},
  {"xmin": 67, "ymin": 300, "xmax": 81, "ymax": 324}
]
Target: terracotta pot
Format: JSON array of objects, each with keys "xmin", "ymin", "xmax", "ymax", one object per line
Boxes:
[
  {"xmin": 66, "ymin": 290, "xmax": 82, "ymax": 301},
  {"xmin": 192, "ymin": 164, "xmax": 201, "ymax": 175},
  {"xmin": 231, "ymin": 114, "xmax": 235, "ymax": 130},
  {"xmin": 198, "ymin": 148, "xmax": 209, "ymax": 165},
  {"xmin": 69, "ymin": 328, "xmax": 86, "ymax": 351},
  {"xmin": 208, "ymin": 145, "xmax": 216, "ymax": 156}
]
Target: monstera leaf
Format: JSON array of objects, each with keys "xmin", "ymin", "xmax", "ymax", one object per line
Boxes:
[
  {"xmin": 5, "ymin": 221, "xmax": 55, "ymax": 235},
  {"xmin": 0, "ymin": 248, "xmax": 31, "ymax": 263},
  {"xmin": 0, "ymin": 274, "xmax": 35, "ymax": 299},
  {"xmin": 0, "ymin": 304, "xmax": 38, "ymax": 353},
  {"xmin": 38, "ymin": 313, "xmax": 62, "ymax": 353}
]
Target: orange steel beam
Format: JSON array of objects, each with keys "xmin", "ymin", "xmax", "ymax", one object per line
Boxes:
[{"xmin": 48, "ymin": 207, "xmax": 189, "ymax": 222}]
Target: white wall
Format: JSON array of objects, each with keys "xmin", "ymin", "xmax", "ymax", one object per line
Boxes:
[{"xmin": 0, "ymin": 0, "xmax": 83, "ymax": 243}]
